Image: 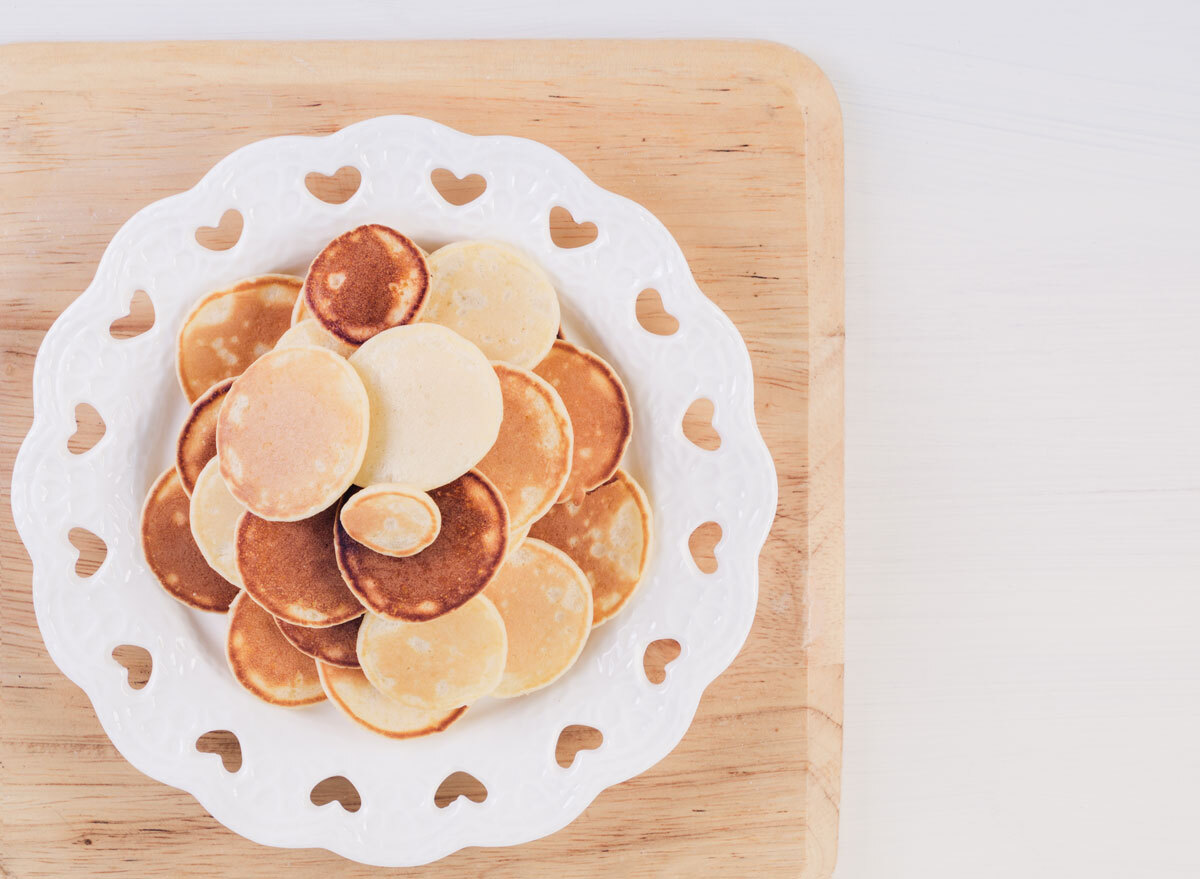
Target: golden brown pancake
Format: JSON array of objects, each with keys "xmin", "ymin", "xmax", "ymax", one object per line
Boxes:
[
  {"xmin": 533, "ymin": 340, "xmax": 632, "ymax": 503},
  {"xmin": 217, "ymin": 346, "xmax": 369, "ymax": 521},
  {"xmin": 176, "ymin": 274, "xmax": 301, "ymax": 402},
  {"xmin": 423, "ymin": 240, "xmax": 560, "ymax": 367},
  {"xmin": 476, "ymin": 363, "xmax": 572, "ymax": 534},
  {"xmin": 528, "ymin": 469, "xmax": 651, "ymax": 625},
  {"xmin": 484, "ymin": 538, "xmax": 592, "ymax": 697},
  {"xmin": 226, "ymin": 592, "xmax": 325, "ymax": 706},
  {"xmin": 348, "ymin": 323, "xmax": 503, "ymax": 490},
  {"xmin": 303, "ymin": 224, "xmax": 428, "ymax": 344},
  {"xmin": 318, "ymin": 663, "xmax": 466, "ymax": 738},
  {"xmin": 273, "ymin": 319, "xmax": 357, "ymax": 358},
  {"xmin": 175, "ymin": 377, "xmax": 233, "ymax": 495},
  {"xmin": 336, "ymin": 471, "xmax": 508, "ymax": 621},
  {"xmin": 236, "ymin": 504, "xmax": 365, "ymax": 627},
  {"xmin": 189, "ymin": 458, "xmax": 245, "ymax": 586},
  {"xmin": 357, "ymin": 595, "xmax": 507, "ymax": 713},
  {"xmin": 276, "ymin": 615, "xmax": 362, "ymax": 668},
  {"xmin": 140, "ymin": 467, "xmax": 240, "ymax": 613},
  {"xmin": 338, "ymin": 483, "xmax": 440, "ymax": 557}
]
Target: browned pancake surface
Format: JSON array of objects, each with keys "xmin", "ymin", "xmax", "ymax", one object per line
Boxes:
[
  {"xmin": 304, "ymin": 224, "xmax": 428, "ymax": 344},
  {"xmin": 533, "ymin": 340, "xmax": 631, "ymax": 502},
  {"xmin": 226, "ymin": 592, "xmax": 325, "ymax": 706},
  {"xmin": 175, "ymin": 377, "xmax": 232, "ymax": 494},
  {"xmin": 236, "ymin": 505, "xmax": 364, "ymax": 627},
  {"xmin": 336, "ymin": 471, "xmax": 508, "ymax": 621},
  {"xmin": 276, "ymin": 615, "xmax": 362, "ymax": 668},
  {"xmin": 140, "ymin": 468, "xmax": 239, "ymax": 612}
]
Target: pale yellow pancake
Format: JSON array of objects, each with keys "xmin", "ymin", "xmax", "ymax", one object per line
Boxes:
[
  {"xmin": 338, "ymin": 483, "xmax": 440, "ymax": 557},
  {"xmin": 357, "ymin": 594, "xmax": 507, "ymax": 713},
  {"xmin": 533, "ymin": 340, "xmax": 632, "ymax": 503},
  {"xmin": 273, "ymin": 319, "xmax": 357, "ymax": 358},
  {"xmin": 348, "ymin": 324, "xmax": 502, "ymax": 490},
  {"xmin": 476, "ymin": 363, "xmax": 572, "ymax": 534},
  {"xmin": 175, "ymin": 377, "xmax": 233, "ymax": 495},
  {"xmin": 336, "ymin": 471, "xmax": 508, "ymax": 621},
  {"xmin": 236, "ymin": 504, "xmax": 364, "ymax": 627},
  {"xmin": 226, "ymin": 592, "xmax": 325, "ymax": 707},
  {"xmin": 189, "ymin": 458, "xmax": 245, "ymax": 586},
  {"xmin": 484, "ymin": 538, "xmax": 592, "ymax": 698},
  {"xmin": 528, "ymin": 469, "xmax": 651, "ymax": 625},
  {"xmin": 217, "ymin": 345, "xmax": 369, "ymax": 521},
  {"xmin": 176, "ymin": 274, "xmax": 301, "ymax": 402},
  {"xmin": 140, "ymin": 468, "xmax": 240, "ymax": 613},
  {"xmin": 318, "ymin": 663, "xmax": 466, "ymax": 739},
  {"xmin": 276, "ymin": 616, "xmax": 362, "ymax": 668},
  {"xmin": 304, "ymin": 224, "xmax": 428, "ymax": 344},
  {"xmin": 423, "ymin": 240, "xmax": 560, "ymax": 367}
]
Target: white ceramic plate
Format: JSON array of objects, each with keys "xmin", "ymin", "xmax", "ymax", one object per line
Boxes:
[{"xmin": 10, "ymin": 115, "xmax": 777, "ymax": 866}]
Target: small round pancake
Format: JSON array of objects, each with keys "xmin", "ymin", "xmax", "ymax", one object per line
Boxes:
[
  {"xmin": 277, "ymin": 616, "xmax": 363, "ymax": 668},
  {"xmin": 217, "ymin": 346, "xmax": 369, "ymax": 521},
  {"xmin": 318, "ymin": 663, "xmax": 466, "ymax": 738},
  {"xmin": 484, "ymin": 538, "xmax": 592, "ymax": 698},
  {"xmin": 175, "ymin": 377, "xmax": 233, "ymax": 495},
  {"xmin": 236, "ymin": 504, "xmax": 364, "ymax": 627},
  {"xmin": 357, "ymin": 594, "xmax": 507, "ymax": 713},
  {"xmin": 476, "ymin": 363, "xmax": 572, "ymax": 534},
  {"xmin": 189, "ymin": 458, "xmax": 245, "ymax": 586},
  {"xmin": 226, "ymin": 592, "xmax": 325, "ymax": 707},
  {"xmin": 348, "ymin": 324, "xmax": 502, "ymax": 490},
  {"xmin": 528, "ymin": 469, "xmax": 651, "ymax": 626},
  {"xmin": 273, "ymin": 319, "xmax": 357, "ymax": 358},
  {"xmin": 533, "ymin": 340, "xmax": 632, "ymax": 503},
  {"xmin": 339, "ymin": 483, "xmax": 440, "ymax": 557},
  {"xmin": 336, "ymin": 471, "xmax": 508, "ymax": 621},
  {"xmin": 304, "ymin": 224, "xmax": 429, "ymax": 344},
  {"xmin": 177, "ymin": 274, "xmax": 301, "ymax": 402},
  {"xmin": 424, "ymin": 240, "xmax": 560, "ymax": 367},
  {"xmin": 140, "ymin": 468, "xmax": 240, "ymax": 613}
]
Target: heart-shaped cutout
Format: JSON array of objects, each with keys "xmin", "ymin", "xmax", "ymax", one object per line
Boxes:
[
  {"xmin": 196, "ymin": 730, "xmax": 242, "ymax": 773},
  {"xmin": 556, "ymin": 725, "xmax": 603, "ymax": 768},
  {"xmin": 69, "ymin": 526, "xmax": 107, "ymax": 578},
  {"xmin": 112, "ymin": 644, "xmax": 153, "ymax": 690},
  {"xmin": 435, "ymin": 771, "xmax": 487, "ymax": 807},
  {"xmin": 643, "ymin": 639, "xmax": 681, "ymax": 685},
  {"xmin": 682, "ymin": 397, "xmax": 721, "ymax": 451},
  {"xmin": 109, "ymin": 289, "xmax": 155, "ymax": 340},
  {"xmin": 635, "ymin": 288, "xmax": 679, "ymax": 336},
  {"xmin": 195, "ymin": 209, "xmax": 243, "ymax": 251},
  {"xmin": 549, "ymin": 205, "xmax": 598, "ymax": 249},
  {"xmin": 305, "ymin": 166, "xmax": 362, "ymax": 205},
  {"xmin": 311, "ymin": 776, "xmax": 361, "ymax": 812},
  {"xmin": 688, "ymin": 521, "xmax": 722, "ymax": 574},
  {"xmin": 68, "ymin": 403, "xmax": 105, "ymax": 455},
  {"xmin": 431, "ymin": 168, "xmax": 487, "ymax": 206}
]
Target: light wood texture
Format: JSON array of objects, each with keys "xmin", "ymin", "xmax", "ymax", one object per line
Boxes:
[{"xmin": 0, "ymin": 40, "xmax": 843, "ymax": 878}]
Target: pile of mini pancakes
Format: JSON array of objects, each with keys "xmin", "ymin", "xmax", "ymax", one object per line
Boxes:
[{"xmin": 140, "ymin": 225, "xmax": 652, "ymax": 739}]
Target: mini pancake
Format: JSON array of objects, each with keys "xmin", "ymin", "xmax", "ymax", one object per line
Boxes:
[
  {"xmin": 318, "ymin": 663, "xmax": 466, "ymax": 738},
  {"xmin": 424, "ymin": 240, "xmax": 560, "ymax": 367},
  {"xmin": 217, "ymin": 345, "xmax": 369, "ymax": 521},
  {"xmin": 189, "ymin": 458, "xmax": 245, "ymax": 586},
  {"xmin": 484, "ymin": 538, "xmax": 592, "ymax": 698},
  {"xmin": 528, "ymin": 469, "xmax": 651, "ymax": 626},
  {"xmin": 336, "ymin": 471, "xmax": 508, "ymax": 621},
  {"xmin": 476, "ymin": 363, "xmax": 572, "ymax": 534},
  {"xmin": 226, "ymin": 592, "xmax": 325, "ymax": 707},
  {"xmin": 348, "ymin": 324, "xmax": 502, "ymax": 490},
  {"xmin": 236, "ymin": 504, "xmax": 364, "ymax": 627},
  {"xmin": 277, "ymin": 616, "xmax": 363, "ymax": 668},
  {"xmin": 338, "ymin": 483, "xmax": 440, "ymax": 557},
  {"xmin": 304, "ymin": 224, "xmax": 428, "ymax": 344},
  {"xmin": 273, "ymin": 319, "xmax": 357, "ymax": 358},
  {"xmin": 140, "ymin": 468, "xmax": 240, "ymax": 613},
  {"xmin": 175, "ymin": 377, "xmax": 233, "ymax": 495},
  {"xmin": 533, "ymin": 340, "xmax": 632, "ymax": 503},
  {"xmin": 176, "ymin": 274, "xmax": 301, "ymax": 402},
  {"xmin": 357, "ymin": 594, "xmax": 507, "ymax": 713}
]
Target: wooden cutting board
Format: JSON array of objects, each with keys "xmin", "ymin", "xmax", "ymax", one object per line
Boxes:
[{"xmin": 0, "ymin": 40, "xmax": 843, "ymax": 878}]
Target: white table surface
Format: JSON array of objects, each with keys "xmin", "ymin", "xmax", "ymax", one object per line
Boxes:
[{"xmin": 7, "ymin": 2, "xmax": 1200, "ymax": 876}]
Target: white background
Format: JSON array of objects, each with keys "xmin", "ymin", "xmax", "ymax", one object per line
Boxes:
[{"xmin": 6, "ymin": 2, "xmax": 1200, "ymax": 876}]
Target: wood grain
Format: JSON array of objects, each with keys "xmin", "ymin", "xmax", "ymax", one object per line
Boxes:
[{"xmin": 0, "ymin": 40, "xmax": 843, "ymax": 878}]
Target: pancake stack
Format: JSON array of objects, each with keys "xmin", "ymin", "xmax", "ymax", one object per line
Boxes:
[{"xmin": 141, "ymin": 225, "xmax": 653, "ymax": 738}]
